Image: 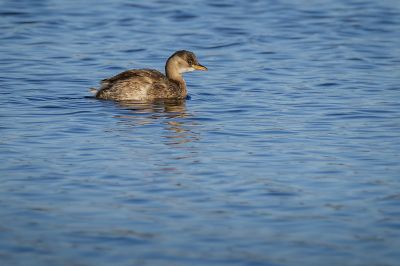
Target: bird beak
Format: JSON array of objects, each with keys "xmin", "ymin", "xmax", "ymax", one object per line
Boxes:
[{"xmin": 192, "ymin": 64, "xmax": 208, "ymax": 71}]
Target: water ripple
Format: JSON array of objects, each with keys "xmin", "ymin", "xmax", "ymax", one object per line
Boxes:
[{"xmin": 0, "ymin": 0, "xmax": 399, "ymax": 266}]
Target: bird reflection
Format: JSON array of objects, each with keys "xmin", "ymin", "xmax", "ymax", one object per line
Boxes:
[
  {"xmin": 113, "ymin": 99, "xmax": 200, "ymax": 145},
  {"xmin": 116, "ymin": 98, "xmax": 187, "ymax": 116}
]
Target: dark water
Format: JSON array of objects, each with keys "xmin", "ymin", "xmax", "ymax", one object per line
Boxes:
[{"xmin": 1, "ymin": 0, "xmax": 400, "ymax": 265}]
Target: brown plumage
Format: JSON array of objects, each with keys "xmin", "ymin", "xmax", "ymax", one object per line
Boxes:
[{"xmin": 92, "ymin": 50, "xmax": 207, "ymax": 101}]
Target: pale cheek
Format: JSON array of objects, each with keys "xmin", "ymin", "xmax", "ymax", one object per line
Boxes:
[{"xmin": 179, "ymin": 67, "xmax": 195, "ymax": 73}]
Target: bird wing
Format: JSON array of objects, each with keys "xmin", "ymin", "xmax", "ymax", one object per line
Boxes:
[{"xmin": 100, "ymin": 69, "xmax": 165, "ymax": 86}]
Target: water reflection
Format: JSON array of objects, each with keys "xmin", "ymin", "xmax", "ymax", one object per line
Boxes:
[
  {"xmin": 163, "ymin": 120, "xmax": 200, "ymax": 145},
  {"xmin": 114, "ymin": 99, "xmax": 200, "ymax": 145},
  {"xmin": 116, "ymin": 99, "xmax": 188, "ymax": 117}
]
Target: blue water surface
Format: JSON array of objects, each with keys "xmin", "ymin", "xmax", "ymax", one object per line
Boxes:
[{"xmin": 1, "ymin": 0, "xmax": 400, "ymax": 265}]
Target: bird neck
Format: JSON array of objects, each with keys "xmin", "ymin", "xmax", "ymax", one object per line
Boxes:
[
  {"xmin": 171, "ymin": 78, "xmax": 187, "ymax": 97},
  {"xmin": 165, "ymin": 62, "xmax": 182, "ymax": 80},
  {"xmin": 165, "ymin": 63, "xmax": 187, "ymax": 95}
]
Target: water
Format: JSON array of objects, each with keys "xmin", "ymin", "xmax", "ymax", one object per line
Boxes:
[{"xmin": 1, "ymin": 0, "xmax": 400, "ymax": 265}]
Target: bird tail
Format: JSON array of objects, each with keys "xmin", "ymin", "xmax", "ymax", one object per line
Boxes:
[{"xmin": 89, "ymin": 88, "xmax": 98, "ymax": 95}]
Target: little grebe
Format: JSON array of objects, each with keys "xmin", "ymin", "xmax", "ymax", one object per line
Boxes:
[{"xmin": 92, "ymin": 50, "xmax": 207, "ymax": 101}]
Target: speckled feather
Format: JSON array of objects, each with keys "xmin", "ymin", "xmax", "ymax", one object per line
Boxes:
[{"xmin": 95, "ymin": 69, "xmax": 185, "ymax": 101}]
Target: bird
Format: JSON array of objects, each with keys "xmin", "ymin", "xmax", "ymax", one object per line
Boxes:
[{"xmin": 91, "ymin": 50, "xmax": 207, "ymax": 101}]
